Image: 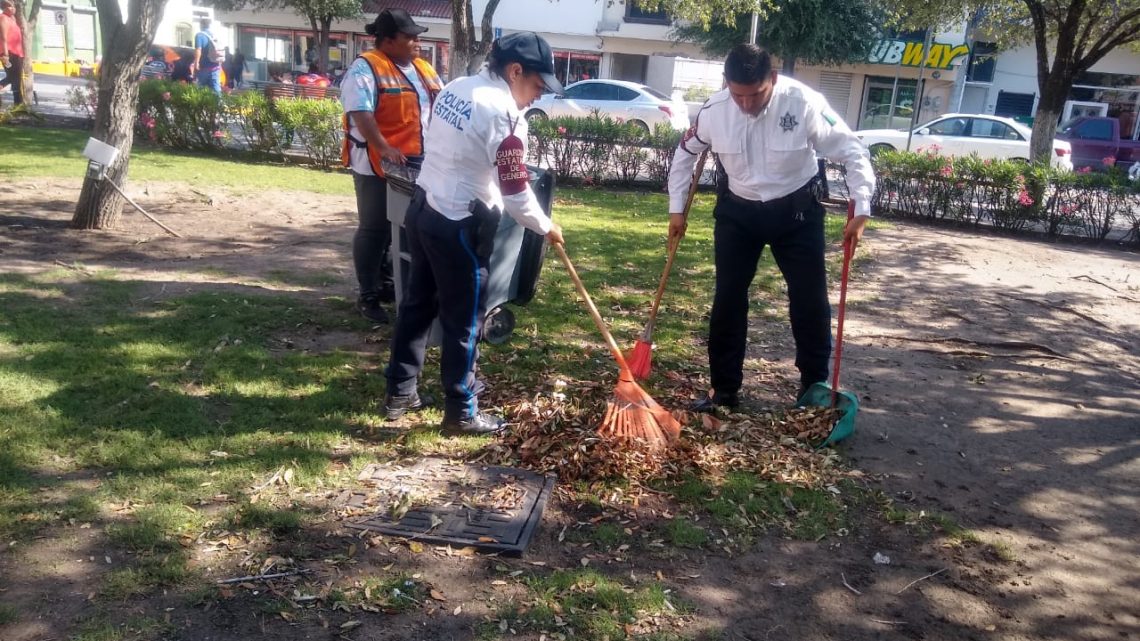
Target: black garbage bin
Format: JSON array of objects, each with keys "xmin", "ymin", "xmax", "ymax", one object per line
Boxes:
[{"xmin": 386, "ymin": 164, "xmax": 555, "ymax": 344}]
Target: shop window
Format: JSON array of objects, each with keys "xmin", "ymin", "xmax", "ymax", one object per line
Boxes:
[
  {"xmin": 966, "ymin": 42, "xmax": 996, "ymax": 83},
  {"xmin": 625, "ymin": 1, "xmax": 670, "ymax": 24}
]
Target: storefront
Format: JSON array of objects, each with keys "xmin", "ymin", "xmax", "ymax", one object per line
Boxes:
[
  {"xmin": 553, "ymin": 50, "xmax": 601, "ymax": 86},
  {"xmin": 1065, "ymin": 71, "xmax": 1140, "ymax": 140},
  {"xmin": 235, "ymin": 24, "xmax": 447, "ymax": 81}
]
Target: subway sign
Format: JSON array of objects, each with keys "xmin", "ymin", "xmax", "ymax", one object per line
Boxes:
[{"xmin": 867, "ymin": 39, "xmax": 971, "ymax": 69}]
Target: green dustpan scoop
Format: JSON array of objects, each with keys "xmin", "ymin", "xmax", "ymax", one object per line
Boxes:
[{"xmin": 796, "ymin": 382, "xmax": 859, "ymax": 447}]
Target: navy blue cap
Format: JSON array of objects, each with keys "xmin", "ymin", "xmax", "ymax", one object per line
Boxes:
[
  {"xmin": 367, "ymin": 8, "xmax": 428, "ymax": 39},
  {"xmin": 492, "ymin": 32, "xmax": 564, "ymax": 95}
]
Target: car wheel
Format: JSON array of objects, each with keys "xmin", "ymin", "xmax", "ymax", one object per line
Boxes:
[
  {"xmin": 525, "ymin": 109, "xmax": 547, "ymax": 124},
  {"xmin": 629, "ymin": 119, "xmax": 651, "ymax": 135},
  {"xmin": 868, "ymin": 143, "xmax": 895, "ymax": 157}
]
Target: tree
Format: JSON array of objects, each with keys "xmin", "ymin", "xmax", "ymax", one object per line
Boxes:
[
  {"xmin": 891, "ymin": 0, "xmax": 1140, "ymax": 163},
  {"xmin": 205, "ymin": 0, "xmax": 360, "ymax": 74},
  {"xmin": 450, "ymin": 0, "xmax": 501, "ymax": 78},
  {"xmin": 72, "ymin": 0, "xmax": 167, "ymax": 230},
  {"xmin": 671, "ymin": 0, "xmax": 886, "ymax": 76}
]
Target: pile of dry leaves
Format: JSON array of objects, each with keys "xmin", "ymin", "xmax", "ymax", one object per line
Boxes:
[{"xmin": 472, "ymin": 390, "xmax": 851, "ymax": 488}]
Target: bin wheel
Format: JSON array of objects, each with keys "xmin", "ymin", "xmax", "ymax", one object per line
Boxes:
[{"xmin": 483, "ymin": 306, "xmax": 515, "ymax": 345}]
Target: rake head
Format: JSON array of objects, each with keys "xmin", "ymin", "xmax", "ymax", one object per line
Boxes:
[{"xmin": 597, "ymin": 370, "xmax": 681, "ymax": 449}]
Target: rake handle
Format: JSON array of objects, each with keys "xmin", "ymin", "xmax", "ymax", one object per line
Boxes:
[
  {"xmin": 645, "ymin": 149, "xmax": 708, "ymax": 337},
  {"xmin": 831, "ymin": 200, "xmax": 854, "ymax": 406},
  {"xmin": 553, "ymin": 242, "xmax": 631, "ymax": 375}
]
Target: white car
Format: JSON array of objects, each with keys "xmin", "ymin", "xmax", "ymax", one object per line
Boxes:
[
  {"xmin": 525, "ymin": 79, "xmax": 690, "ymax": 133},
  {"xmin": 856, "ymin": 113, "xmax": 1073, "ymax": 170}
]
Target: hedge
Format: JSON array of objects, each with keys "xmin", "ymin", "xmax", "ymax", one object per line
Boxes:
[{"xmin": 871, "ymin": 148, "xmax": 1140, "ymax": 243}]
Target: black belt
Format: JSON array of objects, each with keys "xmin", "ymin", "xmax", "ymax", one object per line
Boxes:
[{"xmin": 723, "ymin": 177, "xmax": 820, "ymax": 207}]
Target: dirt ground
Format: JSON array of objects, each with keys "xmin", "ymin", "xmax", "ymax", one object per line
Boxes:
[{"xmin": 1, "ymin": 178, "xmax": 1138, "ymax": 641}]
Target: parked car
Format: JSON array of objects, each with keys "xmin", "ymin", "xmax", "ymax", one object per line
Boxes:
[
  {"xmin": 525, "ymin": 79, "xmax": 690, "ymax": 132},
  {"xmin": 1055, "ymin": 116, "xmax": 1140, "ymax": 172},
  {"xmin": 856, "ymin": 113, "xmax": 1074, "ymax": 170}
]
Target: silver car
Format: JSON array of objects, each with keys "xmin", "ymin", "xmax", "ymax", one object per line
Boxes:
[{"xmin": 525, "ymin": 79, "xmax": 690, "ymax": 133}]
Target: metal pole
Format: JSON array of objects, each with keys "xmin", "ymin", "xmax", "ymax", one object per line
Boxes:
[
  {"xmin": 749, "ymin": 12, "xmax": 759, "ymax": 44},
  {"xmin": 905, "ymin": 28, "xmax": 935, "ymax": 152}
]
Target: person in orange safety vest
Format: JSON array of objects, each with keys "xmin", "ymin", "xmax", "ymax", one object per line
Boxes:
[{"xmin": 340, "ymin": 8, "xmax": 441, "ymax": 324}]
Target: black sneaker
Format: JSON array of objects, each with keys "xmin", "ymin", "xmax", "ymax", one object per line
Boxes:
[
  {"xmin": 377, "ymin": 284, "xmax": 396, "ymax": 304},
  {"xmin": 358, "ymin": 295, "xmax": 389, "ymax": 324},
  {"xmin": 385, "ymin": 391, "xmax": 433, "ymax": 420},
  {"xmin": 442, "ymin": 412, "xmax": 506, "ymax": 435},
  {"xmin": 688, "ymin": 392, "xmax": 739, "ymax": 414}
]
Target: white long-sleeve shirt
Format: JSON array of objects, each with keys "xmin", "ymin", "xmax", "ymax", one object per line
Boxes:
[
  {"xmin": 669, "ymin": 75, "xmax": 876, "ymax": 217},
  {"xmin": 415, "ymin": 69, "xmax": 552, "ymax": 235}
]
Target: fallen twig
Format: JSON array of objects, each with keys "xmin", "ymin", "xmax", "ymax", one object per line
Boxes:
[
  {"xmin": 53, "ymin": 259, "xmax": 93, "ymax": 275},
  {"xmin": 841, "ymin": 572, "xmax": 862, "ymax": 595},
  {"xmin": 895, "ymin": 567, "xmax": 947, "ymax": 594},
  {"xmin": 1007, "ymin": 295, "xmax": 1109, "ymax": 330},
  {"xmin": 862, "ymin": 334, "xmax": 1070, "ymax": 358},
  {"xmin": 1071, "ymin": 274, "xmax": 1117, "ymax": 292},
  {"xmin": 871, "ymin": 618, "xmax": 905, "ymax": 626},
  {"xmin": 216, "ymin": 569, "xmax": 311, "ymax": 584}
]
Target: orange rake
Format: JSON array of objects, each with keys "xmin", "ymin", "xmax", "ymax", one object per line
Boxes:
[
  {"xmin": 628, "ymin": 149, "xmax": 709, "ymax": 380},
  {"xmin": 553, "ymin": 243, "xmax": 681, "ymax": 448}
]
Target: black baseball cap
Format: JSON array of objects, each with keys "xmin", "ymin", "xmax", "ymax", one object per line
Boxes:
[
  {"xmin": 367, "ymin": 8, "xmax": 428, "ymax": 39},
  {"xmin": 492, "ymin": 32, "xmax": 564, "ymax": 95}
]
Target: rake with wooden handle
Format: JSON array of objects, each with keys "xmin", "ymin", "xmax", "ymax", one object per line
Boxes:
[
  {"xmin": 628, "ymin": 149, "xmax": 709, "ymax": 380},
  {"xmin": 553, "ymin": 242, "xmax": 681, "ymax": 448}
]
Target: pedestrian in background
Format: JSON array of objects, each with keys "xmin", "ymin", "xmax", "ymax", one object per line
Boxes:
[
  {"xmin": 383, "ymin": 32, "xmax": 564, "ymax": 434},
  {"xmin": 340, "ymin": 8, "xmax": 442, "ymax": 324},
  {"xmin": 669, "ymin": 44, "xmax": 876, "ymax": 413},
  {"xmin": 0, "ymin": 0, "xmax": 25, "ymax": 106},
  {"xmin": 193, "ymin": 18, "xmax": 224, "ymax": 93}
]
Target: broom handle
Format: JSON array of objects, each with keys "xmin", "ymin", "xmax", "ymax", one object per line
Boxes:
[
  {"xmin": 645, "ymin": 149, "xmax": 708, "ymax": 335},
  {"xmin": 831, "ymin": 200, "xmax": 854, "ymax": 406},
  {"xmin": 553, "ymin": 242, "xmax": 631, "ymax": 373}
]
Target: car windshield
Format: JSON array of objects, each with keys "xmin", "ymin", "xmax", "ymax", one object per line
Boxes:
[
  {"xmin": 1057, "ymin": 118, "xmax": 1079, "ymax": 134},
  {"xmin": 639, "ymin": 85, "xmax": 670, "ymax": 101}
]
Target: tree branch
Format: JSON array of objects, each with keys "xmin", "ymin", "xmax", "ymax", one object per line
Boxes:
[
  {"xmin": 1083, "ymin": 8, "xmax": 1140, "ymax": 68},
  {"xmin": 1023, "ymin": 1, "xmax": 1051, "ymax": 92}
]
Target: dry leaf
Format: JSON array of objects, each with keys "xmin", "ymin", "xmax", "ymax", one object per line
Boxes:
[
  {"xmin": 430, "ymin": 589, "xmax": 447, "ymax": 602},
  {"xmin": 701, "ymin": 414, "xmax": 723, "ymax": 430},
  {"xmin": 340, "ymin": 620, "xmax": 361, "ymax": 630},
  {"xmin": 477, "ymin": 536, "xmax": 497, "ymax": 543},
  {"xmin": 453, "ymin": 604, "xmax": 462, "ymax": 615},
  {"xmin": 408, "ymin": 541, "xmax": 424, "ymax": 553}
]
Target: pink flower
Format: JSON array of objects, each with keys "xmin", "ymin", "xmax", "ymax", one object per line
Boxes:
[
  {"xmin": 557, "ymin": 126, "xmax": 567, "ymax": 135},
  {"xmin": 1061, "ymin": 204, "xmax": 1076, "ymax": 214},
  {"xmin": 1102, "ymin": 156, "xmax": 1116, "ymax": 167},
  {"xmin": 213, "ymin": 130, "xmax": 225, "ymax": 139},
  {"xmin": 939, "ymin": 165, "xmax": 953, "ymax": 177},
  {"xmin": 1018, "ymin": 190, "xmax": 1034, "ymax": 206},
  {"xmin": 983, "ymin": 158, "xmax": 992, "ymax": 165},
  {"xmin": 162, "ymin": 91, "xmax": 171, "ymax": 101},
  {"xmin": 1076, "ymin": 166, "xmax": 1092, "ymax": 174}
]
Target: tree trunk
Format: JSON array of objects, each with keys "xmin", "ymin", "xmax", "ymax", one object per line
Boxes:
[
  {"xmin": 781, "ymin": 56, "xmax": 795, "ymax": 76},
  {"xmin": 13, "ymin": 0, "xmax": 41, "ymax": 103},
  {"xmin": 319, "ymin": 17, "xmax": 332, "ymax": 74},
  {"xmin": 449, "ymin": 0, "xmax": 473, "ymax": 79},
  {"xmin": 72, "ymin": 0, "xmax": 165, "ymax": 230},
  {"xmin": 1030, "ymin": 70, "xmax": 1072, "ymax": 164}
]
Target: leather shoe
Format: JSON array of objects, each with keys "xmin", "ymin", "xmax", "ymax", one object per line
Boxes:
[
  {"xmin": 358, "ymin": 295, "xmax": 389, "ymax": 324},
  {"xmin": 688, "ymin": 393, "xmax": 738, "ymax": 413},
  {"xmin": 442, "ymin": 412, "xmax": 506, "ymax": 435},
  {"xmin": 385, "ymin": 391, "xmax": 433, "ymax": 420}
]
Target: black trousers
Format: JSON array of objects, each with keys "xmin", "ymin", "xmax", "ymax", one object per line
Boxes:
[
  {"xmin": 709, "ymin": 182, "xmax": 831, "ymax": 396},
  {"xmin": 351, "ymin": 171, "xmax": 394, "ymax": 299},
  {"xmin": 386, "ymin": 191, "xmax": 488, "ymax": 421},
  {"xmin": 1, "ymin": 54, "xmax": 24, "ymax": 105}
]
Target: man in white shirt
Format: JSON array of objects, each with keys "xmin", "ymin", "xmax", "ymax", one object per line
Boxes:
[
  {"xmin": 668, "ymin": 44, "xmax": 876, "ymax": 412},
  {"xmin": 384, "ymin": 32, "xmax": 564, "ymax": 435}
]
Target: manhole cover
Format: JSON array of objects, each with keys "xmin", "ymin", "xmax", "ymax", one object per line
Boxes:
[{"xmin": 341, "ymin": 459, "xmax": 555, "ymax": 556}]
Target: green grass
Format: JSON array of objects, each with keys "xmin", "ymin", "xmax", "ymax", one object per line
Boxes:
[
  {"xmin": 663, "ymin": 472, "xmax": 847, "ymax": 542},
  {"xmin": 0, "ymin": 126, "xmax": 353, "ymax": 195},
  {"xmin": 1, "ymin": 140, "xmax": 857, "ymax": 621},
  {"xmin": 0, "ymin": 603, "xmax": 19, "ymax": 625},
  {"xmin": 479, "ymin": 569, "xmax": 684, "ymax": 641},
  {"xmin": 665, "ymin": 518, "xmax": 708, "ymax": 548},
  {"xmin": 68, "ymin": 615, "xmax": 171, "ymax": 641}
]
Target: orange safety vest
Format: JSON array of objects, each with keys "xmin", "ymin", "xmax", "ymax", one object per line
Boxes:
[{"xmin": 342, "ymin": 51, "xmax": 442, "ymax": 176}]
